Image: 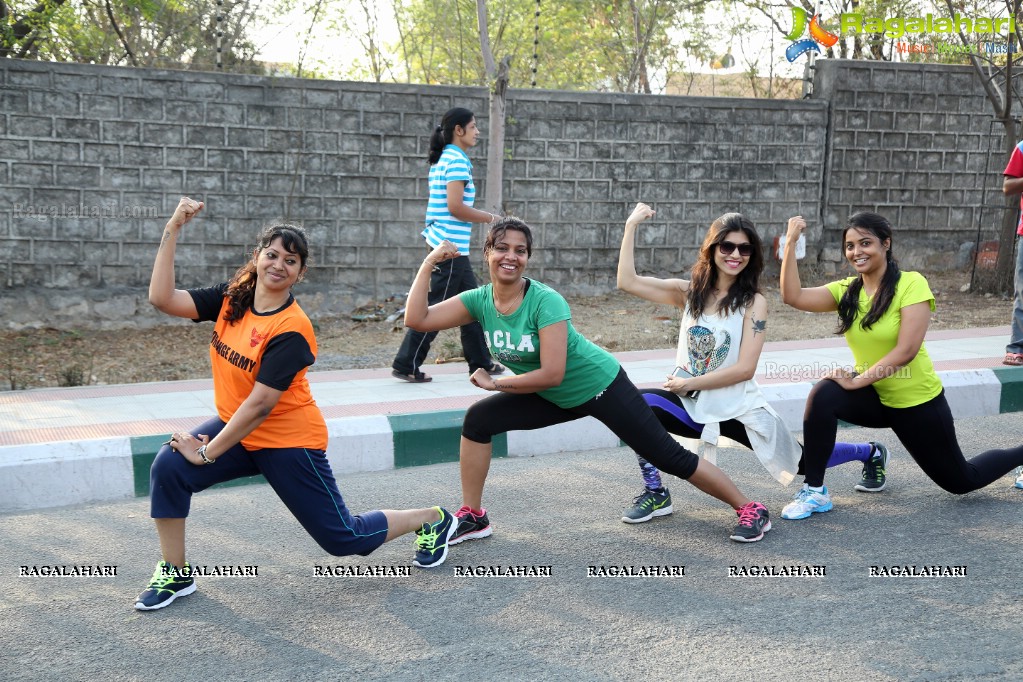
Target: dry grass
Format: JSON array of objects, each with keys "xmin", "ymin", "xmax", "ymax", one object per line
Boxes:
[{"xmin": 1, "ymin": 271, "xmax": 1010, "ymax": 390}]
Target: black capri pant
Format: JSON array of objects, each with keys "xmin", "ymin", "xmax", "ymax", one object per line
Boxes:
[
  {"xmin": 802, "ymin": 379, "xmax": 1023, "ymax": 494},
  {"xmin": 462, "ymin": 367, "xmax": 700, "ymax": 480}
]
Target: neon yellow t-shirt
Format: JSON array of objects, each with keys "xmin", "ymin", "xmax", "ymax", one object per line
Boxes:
[{"xmin": 825, "ymin": 271, "xmax": 942, "ymax": 408}]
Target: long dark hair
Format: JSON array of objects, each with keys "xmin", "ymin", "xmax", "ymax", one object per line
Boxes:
[
  {"xmin": 224, "ymin": 223, "xmax": 310, "ymax": 324},
  {"xmin": 836, "ymin": 211, "xmax": 900, "ymax": 334},
  {"xmin": 686, "ymin": 213, "xmax": 763, "ymax": 320},
  {"xmin": 428, "ymin": 107, "xmax": 474, "ymax": 165},
  {"xmin": 483, "ymin": 217, "xmax": 533, "ymax": 258}
]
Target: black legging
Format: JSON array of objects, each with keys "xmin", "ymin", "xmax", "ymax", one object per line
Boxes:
[
  {"xmin": 802, "ymin": 379, "xmax": 1023, "ymax": 493},
  {"xmin": 462, "ymin": 368, "xmax": 700, "ymax": 480}
]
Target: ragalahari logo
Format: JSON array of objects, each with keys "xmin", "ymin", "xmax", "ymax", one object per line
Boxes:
[{"xmin": 784, "ymin": 7, "xmax": 839, "ymax": 62}]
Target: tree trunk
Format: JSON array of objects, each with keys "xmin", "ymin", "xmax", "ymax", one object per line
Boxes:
[
  {"xmin": 483, "ymin": 57, "xmax": 510, "ymax": 215},
  {"xmin": 476, "ymin": 0, "xmax": 507, "ymax": 215},
  {"xmin": 994, "ymin": 119, "xmax": 1020, "ymax": 294}
]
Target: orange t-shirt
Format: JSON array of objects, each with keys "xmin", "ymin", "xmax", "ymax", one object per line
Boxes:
[{"xmin": 189, "ymin": 284, "xmax": 328, "ymax": 451}]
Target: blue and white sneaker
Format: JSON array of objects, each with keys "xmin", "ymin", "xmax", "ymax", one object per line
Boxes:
[
  {"xmin": 781, "ymin": 484, "xmax": 833, "ymax": 520},
  {"xmin": 1014, "ymin": 467, "xmax": 1023, "ymax": 490}
]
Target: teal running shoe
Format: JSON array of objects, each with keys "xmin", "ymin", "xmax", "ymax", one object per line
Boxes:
[
  {"xmin": 621, "ymin": 488, "xmax": 673, "ymax": 524},
  {"xmin": 781, "ymin": 485, "xmax": 833, "ymax": 520}
]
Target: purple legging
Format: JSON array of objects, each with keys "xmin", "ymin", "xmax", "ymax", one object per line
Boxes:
[{"xmin": 636, "ymin": 388, "xmax": 872, "ymax": 490}]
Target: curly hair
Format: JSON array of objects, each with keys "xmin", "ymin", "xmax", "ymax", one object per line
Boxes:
[
  {"xmin": 483, "ymin": 216, "xmax": 533, "ymax": 258},
  {"xmin": 223, "ymin": 223, "xmax": 310, "ymax": 325}
]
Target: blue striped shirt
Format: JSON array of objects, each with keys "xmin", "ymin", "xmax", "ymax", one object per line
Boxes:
[{"xmin": 422, "ymin": 144, "xmax": 475, "ymax": 255}]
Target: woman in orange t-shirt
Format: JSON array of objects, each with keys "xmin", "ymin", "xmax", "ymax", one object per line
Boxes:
[{"xmin": 134, "ymin": 196, "xmax": 455, "ymax": 611}]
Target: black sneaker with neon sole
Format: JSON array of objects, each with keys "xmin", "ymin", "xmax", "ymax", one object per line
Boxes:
[
  {"xmin": 413, "ymin": 506, "xmax": 456, "ymax": 568},
  {"xmin": 855, "ymin": 442, "xmax": 889, "ymax": 492},
  {"xmin": 621, "ymin": 487, "xmax": 673, "ymax": 524},
  {"xmin": 134, "ymin": 561, "xmax": 196, "ymax": 611}
]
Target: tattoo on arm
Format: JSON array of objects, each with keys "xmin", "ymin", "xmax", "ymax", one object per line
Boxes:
[
  {"xmin": 751, "ymin": 317, "xmax": 767, "ymax": 336},
  {"xmin": 159, "ymin": 229, "xmax": 172, "ymax": 250}
]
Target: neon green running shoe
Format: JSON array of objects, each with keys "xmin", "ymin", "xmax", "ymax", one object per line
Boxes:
[
  {"xmin": 413, "ymin": 507, "xmax": 456, "ymax": 568},
  {"xmin": 134, "ymin": 561, "xmax": 196, "ymax": 611}
]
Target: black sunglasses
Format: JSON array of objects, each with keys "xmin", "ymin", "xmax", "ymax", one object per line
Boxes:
[{"xmin": 718, "ymin": 240, "xmax": 754, "ymax": 257}]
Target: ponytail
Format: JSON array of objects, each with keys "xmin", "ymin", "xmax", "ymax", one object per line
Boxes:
[{"xmin": 428, "ymin": 107, "xmax": 474, "ymax": 165}]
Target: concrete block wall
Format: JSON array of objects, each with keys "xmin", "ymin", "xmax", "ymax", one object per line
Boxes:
[
  {"xmin": 500, "ymin": 92, "xmax": 827, "ymax": 293},
  {"xmin": 814, "ymin": 59, "xmax": 1006, "ymax": 270},
  {"xmin": 0, "ymin": 57, "xmax": 1008, "ymax": 330},
  {"xmin": 0, "ymin": 60, "xmax": 826, "ymax": 329}
]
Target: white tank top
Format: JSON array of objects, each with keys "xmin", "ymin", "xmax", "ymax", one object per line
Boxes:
[
  {"xmin": 675, "ymin": 304, "xmax": 766, "ymax": 425},
  {"xmin": 674, "ymin": 302, "xmax": 800, "ymax": 485}
]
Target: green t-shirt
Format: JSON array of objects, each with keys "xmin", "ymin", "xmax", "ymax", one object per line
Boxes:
[
  {"xmin": 459, "ymin": 279, "xmax": 620, "ymax": 408},
  {"xmin": 825, "ymin": 271, "xmax": 942, "ymax": 408}
]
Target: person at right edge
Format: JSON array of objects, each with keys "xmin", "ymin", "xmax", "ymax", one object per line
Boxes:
[
  {"xmin": 1000, "ymin": 138, "xmax": 1023, "ymax": 489},
  {"xmin": 391, "ymin": 106, "xmax": 505, "ymax": 383}
]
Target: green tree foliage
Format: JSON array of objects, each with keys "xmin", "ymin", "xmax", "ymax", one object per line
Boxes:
[
  {"xmin": 1, "ymin": 0, "xmax": 268, "ymax": 70},
  {"xmin": 392, "ymin": 0, "xmax": 714, "ymax": 93}
]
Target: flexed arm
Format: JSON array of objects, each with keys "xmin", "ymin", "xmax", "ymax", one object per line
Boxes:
[
  {"xmin": 149, "ymin": 196, "xmax": 204, "ymax": 319},
  {"xmin": 617, "ymin": 202, "xmax": 687, "ymax": 307},
  {"xmin": 779, "ymin": 216, "xmax": 837, "ymax": 313},
  {"xmin": 403, "ymin": 240, "xmax": 475, "ymax": 332}
]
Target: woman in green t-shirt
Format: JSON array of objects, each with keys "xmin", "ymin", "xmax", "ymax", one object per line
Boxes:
[
  {"xmin": 779, "ymin": 211, "xmax": 1023, "ymax": 521},
  {"xmin": 404, "ymin": 217, "xmax": 772, "ymax": 544}
]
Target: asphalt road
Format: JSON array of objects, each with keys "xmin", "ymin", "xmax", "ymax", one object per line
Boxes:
[{"xmin": 2, "ymin": 414, "xmax": 1023, "ymax": 681}]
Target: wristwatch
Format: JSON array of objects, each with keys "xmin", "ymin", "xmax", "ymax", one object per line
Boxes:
[{"xmin": 196, "ymin": 444, "xmax": 215, "ymax": 465}]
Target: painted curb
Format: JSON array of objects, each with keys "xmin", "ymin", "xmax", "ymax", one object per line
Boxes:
[
  {"xmin": 0, "ymin": 438, "xmax": 135, "ymax": 512},
  {"xmin": 0, "ymin": 368, "xmax": 1016, "ymax": 513}
]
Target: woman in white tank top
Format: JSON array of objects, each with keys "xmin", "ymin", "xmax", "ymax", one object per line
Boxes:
[{"xmin": 615, "ymin": 202, "xmax": 888, "ymax": 525}]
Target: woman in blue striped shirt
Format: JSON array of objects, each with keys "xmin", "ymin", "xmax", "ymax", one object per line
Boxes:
[{"xmin": 392, "ymin": 107, "xmax": 506, "ymax": 383}]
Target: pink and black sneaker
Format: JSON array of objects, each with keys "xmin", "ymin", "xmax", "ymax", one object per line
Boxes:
[
  {"xmin": 449, "ymin": 505, "xmax": 493, "ymax": 545},
  {"xmin": 729, "ymin": 501, "xmax": 771, "ymax": 543}
]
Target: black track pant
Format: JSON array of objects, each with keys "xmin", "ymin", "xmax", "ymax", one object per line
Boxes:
[
  {"xmin": 392, "ymin": 255, "xmax": 494, "ymax": 374},
  {"xmin": 802, "ymin": 380, "xmax": 1023, "ymax": 493},
  {"xmin": 462, "ymin": 368, "xmax": 700, "ymax": 480}
]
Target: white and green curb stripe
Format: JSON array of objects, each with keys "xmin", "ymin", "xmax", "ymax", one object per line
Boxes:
[{"xmin": 2, "ymin": 367, "xmax": 1022, "ymax": 513}]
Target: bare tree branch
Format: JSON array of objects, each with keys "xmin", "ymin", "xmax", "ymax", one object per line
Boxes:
[
  {"xmin": 476, "ymin": 0, "xmax": 496, "ymax": 78},
  {"xmin": 296, "ymin": 0, "xmax": 325, "ymax": 78},
  {"xmin": 104, "ymin": 0, "xmax": 136, "ymax": 66}
]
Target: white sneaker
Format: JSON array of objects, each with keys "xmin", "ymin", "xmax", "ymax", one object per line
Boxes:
[
  {"xmin": 781, "ymin": 484, "xmax": 833, "ymax": 520},
  {"xmin": 1014, "ymin": 467, "xmax": 1023, "ymax": 490}
]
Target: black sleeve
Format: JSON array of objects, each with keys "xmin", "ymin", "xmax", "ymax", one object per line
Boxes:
[
  {"xmin": 256, "ymin": 331, "xmax": 315, "ymax": 390},
  {"xmin": 187, "ymin": 282, "xmax": 230, "ymax": 322}
]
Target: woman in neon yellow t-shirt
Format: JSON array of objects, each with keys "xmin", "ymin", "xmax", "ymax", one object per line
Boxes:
[{"xmin": 778, "ymin": 211, "xmax": 1023, "ymax": 521}]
